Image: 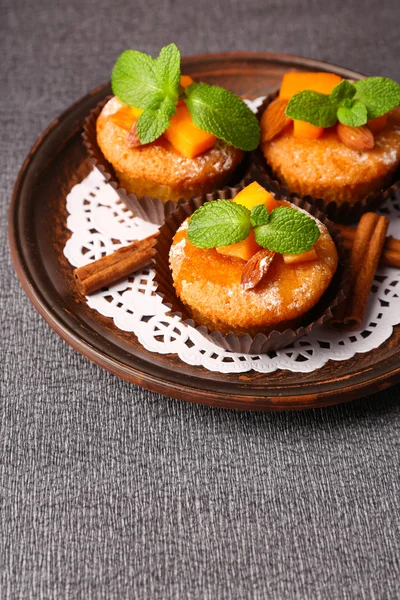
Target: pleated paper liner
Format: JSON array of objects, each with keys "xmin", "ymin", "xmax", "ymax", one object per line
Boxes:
[
  {"xmin": 82, "ymin": 97, "xmax": 251, "ymax": 226},
  {"xmin": 152, "ymin": 191, "xmax": 350, "ymax": 354},
  {"xmin": 253, "ymin": 92, "xmax": 400, "ymax": 225}
]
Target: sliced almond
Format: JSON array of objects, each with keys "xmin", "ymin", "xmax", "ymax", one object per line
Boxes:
[
  {"xmin": 126, "ymin": 122, "xmax": 142, "ymax": 148},
  {"xmin": 260, "ymin": 98, "xmax": 292, "ymax": 142},
  {"xmin": 337, "ymin": 123, "xmax": 375, "ymax": 151},
  {"xmin": 241, "ymin": 249, "xmax": 276, "ymax": 291}
]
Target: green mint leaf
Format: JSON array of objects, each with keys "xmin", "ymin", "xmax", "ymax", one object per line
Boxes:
[
  {"xmin": 254, "ymin": 207, "xmax": 320, "ymax": 254},
  {"xmin": 340, "ymin": 98, "xmax": 353, "ymax": 109},
  {"xmin": 250, "ymin": 204, "xmax": 269, "ymax": 227},
  {"xmin": 188, "ymin": 200, "xmax": 251, "ymax": 248},
  {"xmin": 111, "ymin": 50, "xmax": 163, "ymax": 109},
  {"xmin": 337, "ymin": 100, "xmax": 368, "ymax": 126},
  {"xmin": 285, "ymin": 91, "xmax": 338, "ymax": 127},
  {"xmin": 354, "ymin": 77, "xmax": 400, "ymax": 119},
  {"xmin": 330, "ymin": 80, "xmax": 356, "ymax": 105},
  {"xmin": 184, "ymin": 82, "xmax": 260, "ymax": 151},
  {"xmin": 155, "ymin": 43, "xmax": 181, "ymax": 104},
  {"xmin": 136, "ymin": 97, "xmax": 176, "ymax": 144}
]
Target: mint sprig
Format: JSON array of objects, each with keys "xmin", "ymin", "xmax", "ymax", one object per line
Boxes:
[
  {"xmin": 185, "ymin": 83, "xmax": 260, "ymax": 151},
  {"xmin": 111, "ymin": 44, "xmax": 260, "ymax": 149},
  {"xmin": 187, "ymin": 200, "xmax": 320, "ymax": 254},
  {"xmin": 285, "ymin": 76, "xmax": 400, "ymax": 128},
  {"xmin": 112, "ymin": 44, "xmax": 181, "ymax": 144}
]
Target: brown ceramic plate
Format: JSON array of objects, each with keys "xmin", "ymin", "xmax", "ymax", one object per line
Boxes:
[{"xmin": 9, "ymin": 52, "xmax": 400, "ymax": 411}]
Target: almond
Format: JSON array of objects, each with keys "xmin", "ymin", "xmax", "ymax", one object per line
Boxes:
[
  {"xmin": 337, "ymin": 123, "xmax": 375, "ymax": 151},
  {"xmin": 261, "ymin": 98, "xmax": 292, "ymax": 142},
  {"xmin": 241, "ymin": 249, "xmax": 276, "ymax": 291},
  {"xmin": 126, "ymin": 122, "xmax": 142, "ymax": 148}
]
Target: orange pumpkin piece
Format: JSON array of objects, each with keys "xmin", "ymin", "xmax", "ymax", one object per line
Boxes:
[
  {"xmin": 282, "ymin": 248, "xmax": 318, "ymax": 264},
  {"xmin": 180, "ymin": 75, "xmax": 194, "ymax": 88},
  {"xmin": 293, "ymin": 119, "xmax": 324, "ymax": 140},
  {"xmin": 279, "ymin": 72, "xmax": 343, "ymax": 100},
  {"xmin": 367, "ymin": 113, "xmax": 388, "ymax": 134},
  {"xmin": 110, "ymin": 106, "xmax": 137, "ymax": 131},
  {"xmin": 130, "ymin": 106, "xmax": 143, "ymax": 119},
  {"xmin": 216, "ymin": 230, "xmax": 261, "ymax": 262},
  {"xmin": 164, "ymin": 103, "xmax": 216, "ymax": 158},
  {"xmin": 233, "ymin": 181, "xmax": 280, "ymax": 213}
]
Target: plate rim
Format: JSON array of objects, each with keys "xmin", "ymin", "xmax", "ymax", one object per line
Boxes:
[{"xmin": 8, "ymin": 51, "xmax": 400, "ymax": 410}]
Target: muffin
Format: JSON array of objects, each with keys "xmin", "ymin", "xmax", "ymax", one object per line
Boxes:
[
  {"xmin": 161, "ymin": 183, "xmax": 340, "ymax": 348},
  {"xmin": 90, "ymin": 43, "xmax": 260, "ymax": 204},
  {"xmin": 262, "ymin": 106, "xmax": 400, "ymax": 206},
  {"xmin": 259, "ymin": 72, "xmax": 400, "ymax": 217},
  {"xmin": 96, "ymin": 96, "xmax": 244, "ymax": 203}
]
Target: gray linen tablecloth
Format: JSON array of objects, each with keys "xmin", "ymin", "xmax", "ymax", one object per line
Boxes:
[{"xmin": 1, "ymin": 0, "xmax": 400, "ymax": 598}]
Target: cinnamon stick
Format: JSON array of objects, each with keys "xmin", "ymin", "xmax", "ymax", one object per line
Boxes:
[
  {"xmin": 74, "ymin": 233, "xmax": 158, "ymax": 295},
  {"xmin": 333, "ymin": 213, "xmax": 389, "ymax": 329},
  {"xmin": 336, "ymin": 223, "xmax": 400, "ymax": 268}
]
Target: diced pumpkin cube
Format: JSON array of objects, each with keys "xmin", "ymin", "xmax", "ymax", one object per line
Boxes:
[
  {"xmin": 164, "ymin": 103, "xmax": 216, "ymax": 158},
  {"xmin": 111, "ymin": 106, "xmax": 137, "ymax": 131},
  {"xmin": 130, "ymin": 106, "xmax": 143, "ymax": 119},
  {"xmin": 282, "ymin": 248, "xmax": 318, "ymax": 264},
  {"xmin": 180, "ymin": 75, "xmax": 194, "ymax": 88},
  {"xmin": 233, "ymin": 181, "xmax": 280, "ymax": 213},
  {"xmin": 216, "ymin": 230, "xmax": 261, "ymax": 262},
  {"xmin": 279, "ymin": 72, "xmax": 343, "ymax": 99},
  {"xmin": 367, "ymin": 113, "xmax": 388, "ymax": 134},
  {"xmin": 293, "ymin": 120, "xmax": 324, "ymax": 140}
]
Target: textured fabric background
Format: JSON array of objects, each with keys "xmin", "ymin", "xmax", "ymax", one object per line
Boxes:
[{"xmin": 1, "ymin": 0, "xmax": 400, "ymax": 598}]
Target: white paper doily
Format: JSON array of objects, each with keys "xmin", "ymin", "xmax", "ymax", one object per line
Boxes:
[{"xmin": 63, "ymin": 98, "xmax": 400, "ymax": 374}]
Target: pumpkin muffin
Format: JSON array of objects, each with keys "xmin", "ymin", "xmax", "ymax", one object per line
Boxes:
[
  {"xmin": 93, "ymin": 44, "xmax": 260, "ymax": 204},
  {"xmin": 260, "ymin": 72, "xmax": 400, "ymax": 206},
  {"xmin": 261, "ymin": 107, "xmax": 400, "ymax": 205},
  {"xmin": 169, "ymin": 185, "xmax": 338, "ymax": 336},
  {"xmin": 96, "ymin": 96, "xmax": 244, "ymax": 203}
]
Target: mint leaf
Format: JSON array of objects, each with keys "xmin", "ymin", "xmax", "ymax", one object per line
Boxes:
[
  {"xmin": 188, "ymin": 200, "xmax": 251, "ymax": 248},
  {"xmin": 111, "ymin": 50, "xmax": 163, "ymax": 109},
  {"xmin": 136, "ymin": 97, "xmax": 176, "ymax": 144},
  {"xmin": 254, "ymin": 207, "xmax": 320, "ymax": 254},
  {"xmin": 184, "ymin": 82, "xmax": 260, "ymax": 151},
  {"xmin": 285, "ymin": 91, "xmax": 338, "ymax": 127},
  {"xmin": 340, "ymin": 98, "xmax": 353, "ymax": 109},
  {"xmin": 337, "ymin": 100, "xmax": 368, "ymax": 126},
  {"xmin": 155, "ymin": 43, "xmax": 180, "ymax": 104},
  {"xmin": 354, "ymin": 77, "xmax": 400, "ymax": 119},
  {"xmin": 250, "ymin": 204, "xmax": 269, "ymax": 227},
  {"xmin": 330, "ymin": 80, "xmax": 356, "ymax": 105}
]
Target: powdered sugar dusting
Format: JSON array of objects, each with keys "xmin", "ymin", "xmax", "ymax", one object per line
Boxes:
[
  {"xmin": 287, "ymin": 282, "xmax": 313, "ymax": 311},
  {"xmin": 101, "ymin": 97, "xmax": 124, "ymax": 117}
]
